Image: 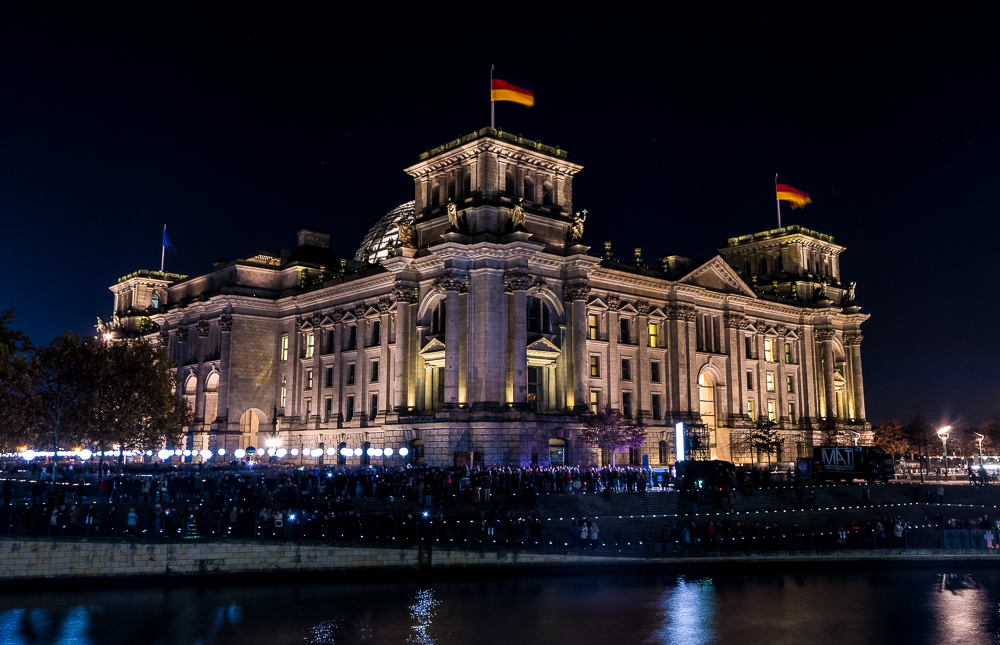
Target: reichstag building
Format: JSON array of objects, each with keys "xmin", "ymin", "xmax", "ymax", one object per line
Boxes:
[{"xmin": 105, "ymin": 128, "xmax": 870, "ymax": 468}]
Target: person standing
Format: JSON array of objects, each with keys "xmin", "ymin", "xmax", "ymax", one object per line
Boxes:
[
  {"xmin": 580, "ymin": 520, "xmax": 589, "ymax": 550},
  {"xmin": 937, "ymin": 485, "xmax": 945, "ymax": 504},
  {"xmin": 589, "ymin": 521, "xmax": 599, "ymax": 550}
]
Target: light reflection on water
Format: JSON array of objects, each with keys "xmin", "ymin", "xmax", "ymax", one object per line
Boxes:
[
  {"xmin": 651, "ymin": 576, "xmax": 716, "ymax": 645},
  {"xmin": 0, "ymin": 570, "xmax": 999, "ymax": 645}
]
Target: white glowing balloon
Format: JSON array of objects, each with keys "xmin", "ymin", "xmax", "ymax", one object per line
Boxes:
[
  {"xmin": 78, "ymin": 449, "xmax": 93, "ymax": 460},
  {"xmin": 384, "ymin": 448, "xmax": 393, "ymax": 456},
  {"xmin": 234, "ymin": 449, "xmax": 246, "ymax": 459}
]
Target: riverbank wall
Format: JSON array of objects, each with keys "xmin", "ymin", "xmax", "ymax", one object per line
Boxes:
[{"xmin": 3, "ymin": 538, "xmax": 1000, "ymax": 583}]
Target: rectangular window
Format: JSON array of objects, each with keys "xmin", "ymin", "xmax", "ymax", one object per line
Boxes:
[
  {"xmin": 280, "ymin": 375, "xmax": 287, "ymax": 408},
  {"xmin": 327, "ymin": 330, "xmax": 335, "ymax": 354},
  {"xmin": 648, "ymin": 322, "xmax": 658, "ymax": 348},
  {"xmin": 371, "ymin": 360, "xmax": 379, "ymax": 382},
  {"xmin": 326, "ymin": 367, "xmax": 333, "ymax": 388},
  {"xmin": 785, "ymin": 342, "xmax": 793, "ymax": 364},
  {"xmin": 786, "ymin": 374, "xmax": 794, "ymax": 393},
  {"xmin": 369, "ymin": 394, "xmax": 378, "ymax": 420},
  {"xmin": 281, "ymin": 335, "xmax": 289, "ymax": 361},
  {"xmin": 788, "ymin": 402, "xmax": 796, "ymax": 423},
  {"xmin": 764, "ymin": 338, "xmax": 774, "ymax": 362},
  {"xmin": 345, "ymin": 396, "xmax": 354, "ymax": 421},
  {"xmin": 371, "ymin": 321, "xmax": 380, "ymax": 346},
  {"xmin": 306, "ymin": 333, "xmax": 315, "ymax": 358},
  {"xmin": 348, "ymin": 326, "xmax": 357, "ymax": 350},
  {"xmin": 746, "ymin": 370, "xmax": 753, "ymax": 391},
  {"xmin": 622, "ymin": 392, "xmax": 633, "ymax": 418},
  {"xmin": 766, "ymin": 372, "xmax": 775, "ymax": 392},
  {"xmin": 590, "ymin": 355, "xmax": 600, "ymax": 378},
  {"xmin": 650, "ymin": 361, "xmax": 661, "ymax": 383},
  {"xmin": 621, "ymin": 358, "xmax": 631, "ymax": 381},
  {"xmin": 590, "ymin": 390, "xmax": 601, "ymax": 413},
  {"xmin": 744, "ymin": 336, "xmax": 753, "ymax": 358},
  {"xmin": 767, "ymin": 400, "xmax": 776, "ymax": 422},
  {"xmin": 747, "ymin": 399, "xmax": 755, "ymax": 421},
  {"xmin": 620, "ymin": 318, "xmax": 630, "ymax": 344},
  {"xmin": 324, "ymin": 397, "xmax": 332, "ymax": 422},
  {"xmin": 305, "ymin": 399, "xmax": 312, "ymax": 421},
  {"xmin": 652, "ymin": 394, "xmax": 662, "ymax": 420},
  {"xmin": 347, "ymin": 364, "xmax": 355, "ymax": 385},
  {"xmin": 305, "ymin": 369, "xmax": 313, "ymax": 390},
  {"xmin": 588, "ymin": 314, "xmax": 598, "ymax": 340}
]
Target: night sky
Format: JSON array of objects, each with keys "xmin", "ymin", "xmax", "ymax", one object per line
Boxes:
[{"xmin": 2, "ymin": 6, "xmax": 997, "ymax": 427}]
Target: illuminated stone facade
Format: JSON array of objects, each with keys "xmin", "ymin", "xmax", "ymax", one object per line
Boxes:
[{"xmin": 107, "ymin": 128, "xmax": 870, "ymax": 467}]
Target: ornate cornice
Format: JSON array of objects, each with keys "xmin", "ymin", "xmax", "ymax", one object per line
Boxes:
[
  {"xmin": 377, "ymin": 297, "xmax": 393, "ymax": 314},
  {"xmin": 564, "ymin": 282, "xmax": 591, "ymax": 301},
  {"xmin": 724, "ymin": 313, "xmax": 750, "ymax": 329},
  {"xmin": 605, "ymin": 294, "xmax": 621, "ymax": 311},
  {"xmin": 635, "ymin": 300, "xmax": 650, "ymax": 316},
  {"xmin": 392, "ymin": 284, "xmax": 419, "ymax": 304},
  {"xmin": 844, "ymin": 332, "xmax": 864, "ymax": 346},
  {"xmin": 665, "ymin": 304, "xmax": 697, "ymax": 322},
  {"xmin": 815, "ymin": 329, "xmax": 837, "ymax": 342},
  {"xmin": 437, "ymin": 272, "xmax": 469, "ymax": 293}
]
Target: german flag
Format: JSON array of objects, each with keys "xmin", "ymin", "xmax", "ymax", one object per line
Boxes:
[
  {"xmin": 491, "ymin": 79, "xmax": 534, "ymax": 107},
  {"xmin": 776, "ymin": 184, "xmax": 812, "ymax": 209}
]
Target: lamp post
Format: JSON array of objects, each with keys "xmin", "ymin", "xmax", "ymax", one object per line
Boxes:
[
  {"xmin": 851, "ymin": 431, "xmax": 861, "ymax": 447},
  {"xmin": 937, "ymin": 425, "xmax": 951, "ymax": 475},
  {"xmin": 975, "ymin": 432, "xmax": 985, "ymax": 464}
]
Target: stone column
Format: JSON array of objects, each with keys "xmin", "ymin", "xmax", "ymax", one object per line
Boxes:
[
  {"xmin": 415, "ymin": 325, "xmax": 429, "ymax": 411},
  {"xmin": 424, "ymin": 365, "xmax": 433, "ymax": 411},
  {"xmin": 378, "ymin": 298, "xmax": 392, "ymax": 420},
  {"xmin": 505, "ymin": 272, "xmax": 532, "ymax": 407},
  {"xmin": 216, "ymin": 314, "xmax": 233, "ymax": 446},
  {"xmin": 566, "ymin": 282, "xmax": 591, "ymax": 411},
  {"xmin": 817, "ymin": 329, "xmax": 837, "ymax": 419},
  {"xmin": 846, "ymin": 333, "xmax": 866, "ymax": 421},
  {"xmin": 724, "ymin": 313, "xmax": 748, "ymax": 422},
  {"xmin": 636, "ymin": 301, "xmax": 650, "ymax": 420},
  {"xmin": 441, "ymin": 273, "xmax": 467, "ymax": 407},
  {"xmin": 471, "ymin": 267, "xmax": 505, "ymax": 410},
  {"xmin": 332, "ymin": 313, "xmax": 343, "ymax": 423},
  {"xmin": 391, "ymin": 286, "xmax": 417, "ymax": 412},
  {"xmin": 606, "ymin": 295, "xmax": 621, "ymax": 411},
  {"xmin": 195, "ymin": 321, "xmax": 209, "ymax": 424}
]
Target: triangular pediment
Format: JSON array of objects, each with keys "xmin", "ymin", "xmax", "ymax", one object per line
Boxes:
[
  {"xmin": 320, "ymin": 316, "xmax": 335, "ymax": 327},
  {"xmin": 763, "ymin": 326, "xmax": 778, "ymax": 336},
  {"xmin": 785, "ymin": 329, "xmax": 799, "ymax": 340},
  {"xmin": 619, "ymin": 303, "xmax": 639, "ymax": 314},
  {"xmin": 587, "ymin": 297, "xmax": 608, "ymax": 310},
  {"xmin": 341, "ymin": 312, "xmax": 357, "ymax": 323},
  {"xmin": 648, "ymin": 307, "xmax": 666, "ymax": 319},
  {"xmin": 299, "ymin": 320, "xmax": 315, "ymax": 331},
  {"xmin": 526, "ymin": 337, "xmax": 560, "ymax": 353},
  {"xmin": 420, "ymin": 338, "xmax": 446, "ymax": 354},
  {"xmin": 364, "ymin": 306, "xmax": 380, "ymax": 318},
  {"xmin": 678, "ymin": 256, "xmax": 757, "ymax": 297}
]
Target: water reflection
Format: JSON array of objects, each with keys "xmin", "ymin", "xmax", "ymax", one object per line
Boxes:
[
  {"xmin": 930, "ymin": 573, "xmax": 993, "ymax": 645},
  {"xmin": 407, "ymin": 589, "xmax": 440, "ymax": 644},
  {"xmin": 650, "ymin": 576, "xmax": 717, "ymax": 645}
]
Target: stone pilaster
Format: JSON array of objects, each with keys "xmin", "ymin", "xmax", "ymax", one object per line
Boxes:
[
  {"xmin": 565, "ymin": 282, "xmax": 590, "ymax": 411},
  {"xmin": 816, "ymin": 329, "xmax": 837, "ymax": 419},
  {"xmin": 505, "ymin": 272, "xmax": 532, "ymax": 407},
  {"xmin": 846, "ymin": 333, "xmax": 866, "ymax": 422},
  {"xmin": 440, "ymin": 272, "xmax": 467, "ymax": 407}
]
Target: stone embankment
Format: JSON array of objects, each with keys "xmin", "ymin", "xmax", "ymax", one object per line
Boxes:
[{"xmin": 2, "ymin": 537, "xmax": 999, "ymax": 582}]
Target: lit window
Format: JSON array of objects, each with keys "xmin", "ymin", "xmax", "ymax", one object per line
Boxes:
[
  {"xmin": 281, "ymin": 336, "xmax": 289, "ymax": 361},
  {"xmin": 305, "ymin": 369, "xmax": 313, "ymax": 390},
  {"xmin": 588, "ymin": 314, "xmax": 598, "ymax": 340},
  {"xmin": 305, "ymin": 399, "xmax": 312, "ymax": 421},
  {"xmin": 648, "ymin": 322, "xmax": 658, "ymax": 348},
  {"xmin": 280, "ymin": 375, "xmax": 287, "ymax": 408},
  {"xmin": 371, "ymin": 360, "xmax": 379, "ymax": 382},
  {"xmin": 785, "ymin": 342, "xmax": 793, "ymax": 364},
  {"xmin": 747, "ymin": 399, "xmax": 755, "ymax": 421},
  {"xmin": 651, "ymin": 361, "xmax": 661, "ymax": 383},
  {"xmin": 590, "ymin": 356, "xmax": 600, "ymax": 378},
  {"xmin": 764, "ymin": 338, "xmax": 774, "ymax": 362},
  {"xmin": 306, "ymin": 333, "xmax": 315, "ymax": 358},
  {"xmin": 788, "ymin": 402, "xmax": 796, "ymax": 423},
  {"xmin": 150, "ymin": 293, "xmax": 159, "ymax": 309},
  {"xmin": 786, "ymin": 375, "xmax": 794, "ymax": 393},
  {"xmin": 621, "ymin": 358, "xmax": 631, "ymax": 381},
  {"xmin": 766, "ymin": 372, "xmax": 775, "ymax": 392},
  {"xmin": 767, "ymin": 400, "xmax": 776, "ymax": 422},
  {"xmin": 590, "ymin": 390, "xmax": 600, "ymax": 413}
]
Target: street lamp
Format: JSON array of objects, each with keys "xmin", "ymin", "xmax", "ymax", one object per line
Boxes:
[
  {"xmin": 851, "ymin": 431, "xmax": 861, "ymax": 447},
  {"xmin": 937, "ymin": 425, "xmax": 951, "ymax": 472},
  {"xmin": 975, "ymin": 432, "xmax": 985, "ymax": 464}
]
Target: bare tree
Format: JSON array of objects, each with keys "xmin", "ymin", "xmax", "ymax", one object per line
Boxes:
[{"xmin": 579, "ymin": 407, "xmax": 645, "ymax": 467}]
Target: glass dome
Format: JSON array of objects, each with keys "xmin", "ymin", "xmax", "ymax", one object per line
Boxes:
[{"xmin": 354, "ymin": 201, "xmax": 415, "ymax": 263}]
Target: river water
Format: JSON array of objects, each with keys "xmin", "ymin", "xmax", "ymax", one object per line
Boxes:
[{"xmin": 1, "ymin": 568, "xmax": 997, "ymax": 645}]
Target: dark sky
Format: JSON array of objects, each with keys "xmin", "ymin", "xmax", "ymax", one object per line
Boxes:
[{"xmin": 2, "ymin": 6, "xmax": 998, "ymax": 428}]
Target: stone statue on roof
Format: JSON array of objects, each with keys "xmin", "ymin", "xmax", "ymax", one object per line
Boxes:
[
  {"xmin": 511, "ymin": 198, "xmax": 526, "ymax": 229},
  {"xmin": 396, "ymin": 216, "xmax": 415, "ymax": 248},
  {"xmin": 447, "ymin": 200, "xmax": 459, "ymax": 230},
  {"xmin": 569, "ymin": 209, "xmax": 587, "ymax": 242}
]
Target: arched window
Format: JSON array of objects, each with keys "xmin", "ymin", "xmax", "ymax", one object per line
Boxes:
[
  {"xmin": 542, "ymin": 180, "xmax": 553, "ymax": 205},
  {"xmin": 526, "ymin": 297, "xmax": 550, "ymax": 333},
  {"xmin": 775, "ymin": 256, "xmax": 784, "ymax": 274},
  {"xmin": 150, "ymin": 292, "xmax": 159, "ymax": 309},
  {"xmin": 431, "ymin": 299, "xmax": 446, "ymax": 334},
  {"xmin": 239, "ymin": 410, "xmax": 260, "ymax": 449},
  {"xmin": 205, "ymin": 372, "xmax": 220, "ymax": 392},
  {"xmin": 523, "ymin": 176, "xmax": 534, "ymax": 202},
  {"xmin": 504, "ymin": 167, "xmax": 514, "ymax": 194},
  {"xmin": 758, "ymin": 258, "xmax": 768, "ymax": 276},
  {"xmin": 698, "ymin": 371, "xmax": 716, "ymax": 432},
  {"xmin": 184, "ymin": 375, "xmax": 197, "ymax": 395}
]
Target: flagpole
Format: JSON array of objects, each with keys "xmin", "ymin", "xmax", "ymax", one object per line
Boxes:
[
  {"xmin": 161, "ymin": 224, "xmax": 166, "ymax": 272},
  {"xmin": 775, "ymin": 174, "xmax": 781, "ymax": 229},
  {"xmin": 490, "ymin": 65, "xmax": 495, "ymax": 129}
]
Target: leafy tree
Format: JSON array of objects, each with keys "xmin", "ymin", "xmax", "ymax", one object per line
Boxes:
[
  {"xmin": 0, "ymin": 309, "xmax": 36, "ymax": 451},
  {"xmin": 81, "ymin": 337, "xmax": 191, "ymax": 471},
  {"xmin": 579, "ymin": 407, "xmax": 645, "ymax": 467},
  {"xmin": 873, "ymin": 419, "xmax": 909, "ymax": 460},
  {"xmin": 32, "ymin": 332, "xmax": 90, "ymax": 457}
]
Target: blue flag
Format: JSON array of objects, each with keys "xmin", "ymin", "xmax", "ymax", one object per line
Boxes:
[{"xmin": 162, "ymin": 230, "xmax": 176, "ymax": 253}]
